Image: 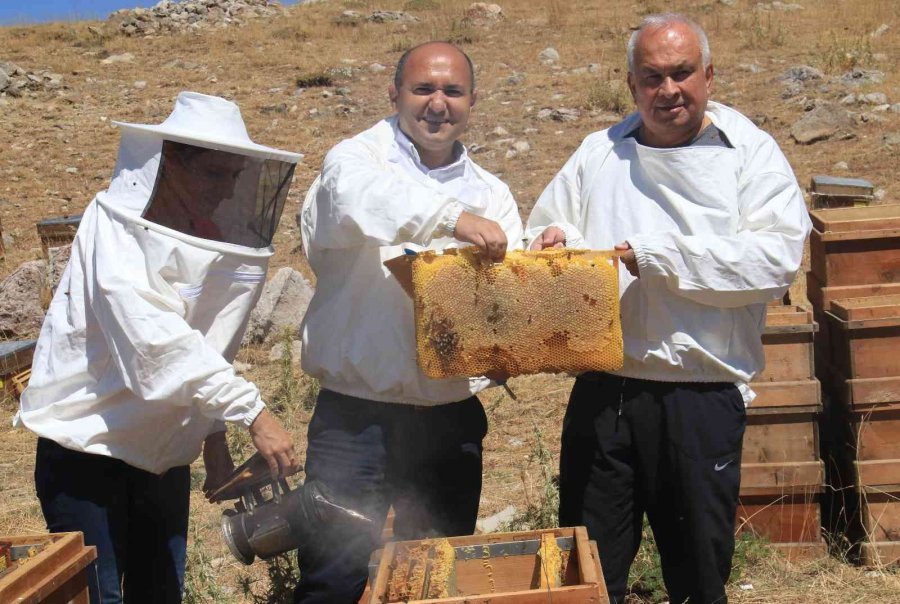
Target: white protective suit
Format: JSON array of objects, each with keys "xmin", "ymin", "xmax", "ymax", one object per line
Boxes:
[
  {"xmin": 300, "ymin": 116, "xmax": 524, "ymax": 405},
  {"xmin": 526, "ymin": 101, "xmax": 811, "ymax": 402},
  {"xmin": 16, "ymin": 92, "xmax": 301, "ymax": 474}
]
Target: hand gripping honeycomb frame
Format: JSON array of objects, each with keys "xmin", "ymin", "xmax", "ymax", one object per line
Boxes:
[{"xmin": 400, "ymin": 248, "xmax": 624, "ymax": 379}]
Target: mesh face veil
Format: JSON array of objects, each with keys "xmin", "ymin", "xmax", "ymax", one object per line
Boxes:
[{"xmin": 143, "ymin": 140, "xmax": 296, "ymax": 248}]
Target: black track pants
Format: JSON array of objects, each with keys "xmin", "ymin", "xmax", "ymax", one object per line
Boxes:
[{"xmin": 559, "ymin": 373, "xmax": 746, "ymax": 604}]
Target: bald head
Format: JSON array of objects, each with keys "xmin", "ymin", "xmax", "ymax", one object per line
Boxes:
[
  {"xmin": 627, "ymin": 13, "xmax": 710, "ymax": 73},
  {"xmin": 394, "ymin": 42, "xmax": 476, "ymax": 93}
]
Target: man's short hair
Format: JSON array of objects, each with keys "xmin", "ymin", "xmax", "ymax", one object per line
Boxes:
[
  {"xmin": 627, "ymin": 13, "xmax": 711, "ymax": 72},
  {"xmin": 394, "ymin": 42, "xmax": 476, "ymax": 92}
]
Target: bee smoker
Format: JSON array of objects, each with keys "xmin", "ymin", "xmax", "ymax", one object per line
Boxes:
[{"xmin": 209, "ymin": 453, "xmax": 372, "ymax": 564}]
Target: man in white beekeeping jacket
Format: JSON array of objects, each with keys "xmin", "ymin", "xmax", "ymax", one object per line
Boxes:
[
  {"xmin": 16, "ymin": 92, "xmax": 301, "ymax": 604},
  {"xmin": 527, "ymin": 14, "xmax": 811, "ymax": 604},
  {"xmin": 297, "ymin": 41, "xmax": 523, "ymax": 602}
]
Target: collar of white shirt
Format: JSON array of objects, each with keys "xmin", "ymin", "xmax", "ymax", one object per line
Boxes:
[{"xmin": 388, "ymin": 120, "xmax": 490, "ymax": 212}]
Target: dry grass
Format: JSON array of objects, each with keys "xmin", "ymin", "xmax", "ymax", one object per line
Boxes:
[{"xmin": 1, "ymin": 0, "xmax": 900, "ymax": 601}]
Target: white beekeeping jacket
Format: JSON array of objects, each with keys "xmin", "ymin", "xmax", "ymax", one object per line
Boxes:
[{"xmin": 16, "ymin": 95, "xmax": 296, "ymax": 474}]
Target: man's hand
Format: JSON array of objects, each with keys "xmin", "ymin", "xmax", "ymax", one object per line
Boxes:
[
  {"xmin": 202, "ymin": 431, "xmax": 235, "ymax": 499},
  {"xmin": 248, "ymin": 408, "xmax": 300, "ymax": 479},
  {"xmin": 529, "ymin": 227, "xmax": 566, "ymax": 250},
  {"xmin": 616, "ymin": 241, "xmax": 639, "ymax": 277},
  {"xmin": 454, "ymin": 211, "xmax": 508, "ymax": 262}
]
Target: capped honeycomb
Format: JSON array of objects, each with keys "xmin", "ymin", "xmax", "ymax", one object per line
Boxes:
[
  {"xmin": 537, "ymin": 532, "xmax": 563, "ymax": 589},
  {"xmin": 411, "ymin": 248, "xmax": 623, "ymax": 379},
  {"xmin": 386, "ymin": 538, "xmax": 456, "ymax": 601}
]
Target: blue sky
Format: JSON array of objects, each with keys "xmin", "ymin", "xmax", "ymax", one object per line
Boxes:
[{"xmin": 0, "ymin": 1, "xmax": 300, "ymax": 26}]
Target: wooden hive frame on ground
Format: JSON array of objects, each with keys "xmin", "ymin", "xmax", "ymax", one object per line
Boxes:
[
  {"xmin": 0, "ymin": 532, "xmax": 97, "ymax": 604},
  {"xmin": 367, "ymin": 527, "xmax": 609, "ymax": 603},
  {"xmin": 35, "ymin": 215, "xmax": 81, "ymax": 260},
  {"xmin": 400, "ymin": 248, "xmax": 623, "ymax": 379}
]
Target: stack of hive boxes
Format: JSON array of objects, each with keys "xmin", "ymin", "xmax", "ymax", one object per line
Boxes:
[
  {"xmin": 807, "ymin": 203, "xmax": 900, "ymax": 566},
  {"xmin": 737, "ymin": 302, "xmax": 825, "ymax": 560}
]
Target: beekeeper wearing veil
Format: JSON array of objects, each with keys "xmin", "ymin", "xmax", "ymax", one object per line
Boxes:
[{"xmin": 16, "ymin": 92, "xmax": 301, "ymax": 604}]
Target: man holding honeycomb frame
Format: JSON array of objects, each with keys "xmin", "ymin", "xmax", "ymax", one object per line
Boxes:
[
  {"xmin": 528, "ymin": 13, "xmax": 811, "ymax": 604},
  {"xmin": 297, "ymin": 41, "xmax": 523, "ymax": 603}
]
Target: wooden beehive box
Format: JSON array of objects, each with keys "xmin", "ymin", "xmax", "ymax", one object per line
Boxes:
[
  {"xmin": 0, "ymin": 532, "xmax": 97, "ymax": 604},
  {"xmin": 744, "ymin": 381, "xmax": 822, "ymax": 465},
  {"xmin": 757, "ymin": 306, "xmax": 817, "ymax": 382},
  {"xmin": 1, "ymin": 340, "xmax": 36, "ymax": 396},
  {"xmin": 809, "ymin": 175, "xmax": 874, "ymax": 210},
  {"xmin": 738, "ymin": 459, "xmax": 825, "ymax": 559},
  {"xmin": 826, "ymin": 296, "xmax": 900, "ymax": 381},
  {"xmin": 35, "ymin": 215, "xmax": 81, "ymax": 260},
  {"xmin": 808, "ymin": 204, "xmax": 900, "ymax": 288},
  {"xmin": 806, "ymin": 273, "xmax": 900, "ymax": 378},
  {"xmin": 367, "ymin": 527, "xmax": 609, "ymax": 604}
]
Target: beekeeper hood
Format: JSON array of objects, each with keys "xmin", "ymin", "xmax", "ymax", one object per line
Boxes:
[{"xmin": 15, "ymin": 93, "xmax": 302, "ymax": 474}]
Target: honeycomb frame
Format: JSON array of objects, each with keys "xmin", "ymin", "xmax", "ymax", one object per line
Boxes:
[{"xmin": 410, "ymin": 248, "xmax": 623, "ymax": 379}]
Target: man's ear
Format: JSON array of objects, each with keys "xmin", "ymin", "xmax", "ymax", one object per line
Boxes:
[
  {"xmin": 470, "ymin": 89, "xmax": 477, "ymax": 107},
  {"xmin": 705, "ymin": 63, "xmax": 715, "ymax": 94},
  {"xmin": 626, "ymin": 72, "xmax": 637, "ymax": 102},
  {"xmin": 388, "ymin": 83, "xmax": 398, "ymax": 109}
]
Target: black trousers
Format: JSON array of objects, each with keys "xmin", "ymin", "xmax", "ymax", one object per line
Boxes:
[
  {"xmin": 35, "ymin": 438, "xmax": 190, "ymax": 604},
  {"xmin": 559, "ymin": 373, "xmax": 745, "ymax": 604},
  {"xmin": 293, "ymin": 389, "xmax": 487, "ymax": 604}
]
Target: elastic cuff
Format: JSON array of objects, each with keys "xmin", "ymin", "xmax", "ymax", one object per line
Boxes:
[
  {"xmin": 241, "ymin": 400, "xmax": 266, "ymax": 428},
  {"xmin": 436, "ymin": 201, "xmax": 464, "ymax": 237}
]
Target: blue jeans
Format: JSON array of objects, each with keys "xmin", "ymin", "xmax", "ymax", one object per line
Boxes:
[
  {"xmin": 34, "ymin": 438, "xmax": 190, "ymax": 604},
  {"xmin": 294, "ymin": 390, "xmax": 488, "ymax": 604}
]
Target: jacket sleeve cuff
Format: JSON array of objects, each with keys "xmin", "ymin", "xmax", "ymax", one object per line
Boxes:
[
  {"xmin": 435, "ymin": 201, "xmax": 464, "ymax": 237},
  {"xmin": 241, "ymin": 400, "xmax": 266, "ymax": 428}
]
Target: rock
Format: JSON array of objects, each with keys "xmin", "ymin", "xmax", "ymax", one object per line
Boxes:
[
  {"xmin": 771, "ymin": 1, "xmax": 804, "ymax": 10},
  {"xmin": 838, "ymin": 68, "xmax": 884, "ymax": 87},
  {"xmin": 368, "ymin": 11, "xmax": 418, "ymax": 23},
  {"xmin": 491, "ymin": 126, "xmax": 509, "ymax": 137},
  {"xmin": 476, "ymin": 505, "xmax": 517, "ymax": 534},
  {"xmin": 336, "ymin": 10, "xmax": 363, "ymax": 25},
  {"xmin": 505, "ymin": 72, "xmax": 525, "ymax": 85},
  {"xmin": 41, "ymin": 245, "xmax": 72, "ymax": 308},
  {"xmin": 101, "ymin": 52, "xmax": 135, "ymax": 65},
  {"xmin": 832, "ymin": 161, "xmax": 849, "ymax": 171},
  {"xmin": 539, "ymin": 47, "xmax": 560, "ymax": 65},
  {"xmin": 720, "ymin": 0, "xmax": 737, "ymax": 5},
  {"xmin": 840, "ymin": 94, "xmax": 856, "ymax": 105},
  {"xmin": 537, "ymin": 107, "xmax": 580, "ymax": 122},
  {"xmin": 233, "ymin": 360, "xmax": 251, "ymax": 374},
  {"xmin": 790, "ymin": 102, "xmax": 855, "ymax": 145},
  {"xmin": 512, "ymin": 140, "xmax": 531, "ymax": 154},
  {"xmin": 0, "ymin": 259, "xmax": 48, "ymax": 339},
  {"xmin": 891, "ymin": 104, "xmax": 900, "ymax": 114},
  {"xmin": 871, "ymin": 23, "xmax": 890, "ymax": 38},
  {"xmin": 778, "ymin": 65, "xmax": 822, "ymax": 84},
  {"xmin": 369, "ymin": 63, "xmax": 387, "ymax": 73},
  {"xmin": 0, "ymin": 70, "xmax": 9, "ymax": 92},
  {"xmin": 738, "ymin": 63, "xmax": 763, "ymax": 74},
  {"xmin": 133, "ymin": 80, "xmax": 147, "ymax": 89},
  {"xmin": 463, "ymin": 3, "xmax": 504, "ymax": 27},
  {"xmin": 749, "ymin": 114, "xmax": 768, "ymax": 127},
  {"xmin": 268, "ymin": 339, "xmax": 301, "ymax": 363},
  {"xmin": 884, "ymin": 133, "xmax": 900, "ymax": 148},
  {"xmin": 860, "ymin": 92, "xmax": 888, "ymax": 105},
  {"xmin": 242, "ymin": 267, "xmax": 314, "ymax": 345},
  {"xmin": 109, "ymin": 0, "xmax": 283, "ymax": 36}
]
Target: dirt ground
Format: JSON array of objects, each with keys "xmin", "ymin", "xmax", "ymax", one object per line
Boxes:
[{"xmin": 1, "ymin": 0, "xmax": 899, "ymax": 602}]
